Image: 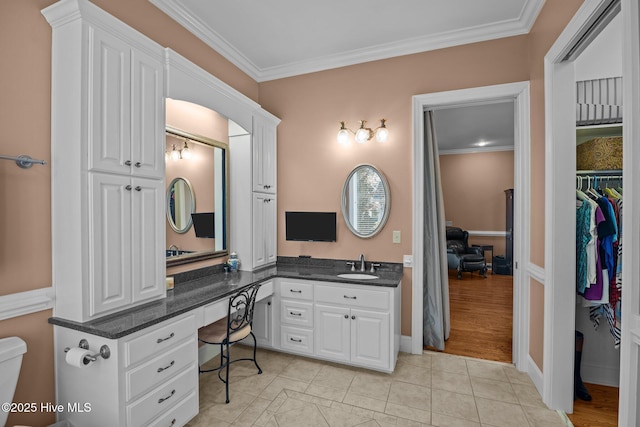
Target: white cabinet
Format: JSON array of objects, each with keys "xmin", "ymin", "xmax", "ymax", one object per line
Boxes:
[
  {"xmin": 252, "ymin": 114, "xmax": 277, "ymax": 194},
  {"xmin": 54, "ymin": 314, "xmax": 198, "ymax": 427},
  {"xmin": 88, "ymin": 25, "xmax": 164, "ymax": 179},
  {"xmin": 315, "ymin": 285, "xmax": 391, "ymax": 370},
  {"xmin": 273, "ymin": 278, "xmax": 400, "ymax": 372},
  {"xmin": 252, "ymin": 193, "xmax": 277, "ymax": 268},
  {"xmin": 44, "ymin": 0, "xmax": 166, "ymax": 322}
]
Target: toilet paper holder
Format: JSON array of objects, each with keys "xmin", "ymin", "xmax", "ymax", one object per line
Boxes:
[{"xmin": 64, "ymin": 339, "xmax": 111, "ymax": 363}]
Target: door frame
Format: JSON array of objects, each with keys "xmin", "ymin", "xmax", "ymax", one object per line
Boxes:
[
  {"xmin": 544, "ymin": 0, "xmax": 639, "ymax": 418},
  {"xmin": 411, "ymin": 81, "xmax": 531, "ymax": 372}
]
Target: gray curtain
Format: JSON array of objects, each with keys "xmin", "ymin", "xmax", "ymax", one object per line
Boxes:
[{"xmin": 423, "ymin": 110, "xmax": 450, "ymax": 350}]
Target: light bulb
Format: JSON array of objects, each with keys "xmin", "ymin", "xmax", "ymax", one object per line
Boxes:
[
  {"xmin": 355, "ymin": 128, "xmax": 370, "ymax": 144},
  {"xmin": 181, "ymin": 141, "xmax": 192, "ymax": 159},
  {"xmin": 337, "ymin": 128, "xmax": 350, "ymax": 144},
  {"xmin": 169, "ymin": 144, "xmax": 180, "ymax": 161},
  {"xmin": 375, "ymin": 127, "xmax": 389, "ymax": 143}
]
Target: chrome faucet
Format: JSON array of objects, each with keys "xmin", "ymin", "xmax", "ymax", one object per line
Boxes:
[
  {"xmin": 169, "ymin": 244, "xmax": 179, "ymax": 255},
  {"xmin": 358, "ymin": 254, "xmax": 366, "ymax": 272}
]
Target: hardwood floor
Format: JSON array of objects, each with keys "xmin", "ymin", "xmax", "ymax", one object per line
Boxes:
[
  {"xmin": 430, "ymin": 269, "xmax": 619, "ymax": 426},
  {"xmin": 440, "ymin": 270, "xmax": 513, "ymax": 363}
]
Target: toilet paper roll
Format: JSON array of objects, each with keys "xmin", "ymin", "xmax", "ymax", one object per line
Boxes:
[{"xmin": 65, "ymin": 347, "xmax": 93, "ymax": 368}]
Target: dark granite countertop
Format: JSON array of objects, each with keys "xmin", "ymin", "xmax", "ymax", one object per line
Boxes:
[{"xmin": 48, "ymin": 257, "xmax": 403, "ymax": 339}]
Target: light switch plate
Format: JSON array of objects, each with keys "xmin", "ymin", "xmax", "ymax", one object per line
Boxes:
[
  {"xmin": 403, "ymin": 255, "xmax": 413, "ymax": 267},
  {"xmin": 392, "ymin": 230, "xmax": 401, "ymax": 244}
]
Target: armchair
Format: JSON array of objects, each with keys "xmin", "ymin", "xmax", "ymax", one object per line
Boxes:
[{"xmin": 446, "ymin": 227, "xmax": 487, "ymax": 279}]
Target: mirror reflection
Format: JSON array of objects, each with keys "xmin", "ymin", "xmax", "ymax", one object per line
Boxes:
[
  {"xmin": 342, "ymin": 164, "xmax": 391, "ymax": 238},
  {"xmin": 167, "ymin": 177, "xmax": 195, "ymax": 234},
  {"xmin": 165, "ymin": 124, "xmax": 229, "ymax": 265}
]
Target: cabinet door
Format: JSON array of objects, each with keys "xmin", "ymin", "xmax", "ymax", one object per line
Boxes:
[
  {"xmin": 351, "ymin": 308, "xmax": 390, "ymax": 370},
  {"xmin": 130, "ymin": 48, "xmax": 164, "ymax": 179},
  {"xmin": 131, "ymin": 177, "xmax": 165, "ymax": 302},
  {"xmin": 88, "ymin": 26, "xmax": 132, "ymax": 175},
  {"xmin": 252, "ymin": 193, "xmax": 276, "ymax": 268},
  {"xmin": 252, "ymin": 117, "xmax": 277, "ymax": 193},
  {"xmin": 315, "ymin": 304, "xmax": 350, "ymax": 363},
  {"xmin": 90, "ymin": 173, "xmax": 133, "ymax": 316},
  {"xmin": 253, "ymin": 297, "xmax": 273, "ymax": 347}
]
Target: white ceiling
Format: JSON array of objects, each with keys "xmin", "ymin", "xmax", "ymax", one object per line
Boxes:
[
  {"xmin": 150, "ymin": 0, "xmax": 545, "ymax": 82},
  {"xmin": 434, "ymin": 102, "xmax": 515, "ymax": 153}
]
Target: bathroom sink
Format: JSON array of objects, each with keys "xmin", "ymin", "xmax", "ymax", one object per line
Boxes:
[{"xmin": 337, "ymin": 273, "xmax": 379, "ymax": 280}]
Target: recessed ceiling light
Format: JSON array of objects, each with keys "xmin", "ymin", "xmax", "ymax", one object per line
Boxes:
[{"xmin": 475, "ymin": 141, "xmax": 489, "ymax": 147}]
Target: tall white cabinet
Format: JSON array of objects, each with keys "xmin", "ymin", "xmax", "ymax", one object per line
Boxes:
[
  {"xmin": 44, "ymin": 0, "xmax": 166, "ymax": 322},
  {"xmin": 251, "ymin": 112, "xmax": 279, "ymax": 269}
]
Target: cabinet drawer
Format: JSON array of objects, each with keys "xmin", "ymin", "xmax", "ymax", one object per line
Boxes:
[
  {"xmin": 126, "ymin": 364, "xmax": 196, "ymax": 427},
  {"xmin": 146, "ymin": 391, "xmax": 198, "ymax": 427},
  {"xmin": 125, "ymin": 315, "xmax": 195, "ymax": 367},
  {"xmin": 279, "ymin": 280, "xmax": 313, "ymax": 301},
  {"xmin": 281, "ymin": 325, "xmax": 314, "ymax": 355},
  {"xmin": 126, "ymin": 338, "xmax": 196, "ymax": 402},
  {"xmin": 256, "ymin": 280, "xmax": 274, "ymax": 302},
  {"xmin": 315, "ymin": 285, "xmax": 389, "ymax": 310},
  {"xmin": 281, "ymin": 300, "xmax": 313, "ymax": 327}
]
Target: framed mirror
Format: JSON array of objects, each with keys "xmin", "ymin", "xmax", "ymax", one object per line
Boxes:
[
  {"xmin": 342, "ymin": 164, "xmax": 391, "ymax": 238},
  {"xmin": 165, "ymin": 125, "xmax": 229, "ymax": 266},
  {"xmin": 167, "ymin": 177, "xmax": 195, "ymax": 233}
]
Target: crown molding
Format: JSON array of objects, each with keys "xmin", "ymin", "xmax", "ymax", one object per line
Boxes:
[{"xmin": 151, "ymin": 0, "xmax": 545, "ymax": 82}]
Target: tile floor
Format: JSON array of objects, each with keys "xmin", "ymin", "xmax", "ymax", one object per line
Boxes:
[{"xmin": 187, "ymin": 346, "xmax": 569, "ymax": 427}]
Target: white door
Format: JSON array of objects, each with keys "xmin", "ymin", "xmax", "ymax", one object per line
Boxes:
[
  {"xmin": 315, "ymin": 304, "xmax": 350, "ymax": 362},
  {"xmin": 252, "ymin": 117, "xmax": 277, "ymax": 193},
  {"xmin": 351, "ymin": 308, "xmax": 390, "ymax": 370},
  {"xmin": 618, "ymin": 0, "xmax": 640, "ymax": 424},
  {"xmin": 252, "ymin": 193, "xmax": 267, "ymax": 267},
  {"xmin": 264, "ymin": 195, "xmax": 277, "ymax": 265}
]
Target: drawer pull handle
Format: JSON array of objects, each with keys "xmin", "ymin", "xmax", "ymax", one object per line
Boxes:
[
  {"xmin": 290, "ymin": 337, "xmax": 302, "ymax": 343},
  {"xmin": 290, "ymin": 289, "xmax": 302, "ymax": 293},
  {"xmin": 157, "ymin": 360, "xmax": 175, "ymax": 373},
  {"xmin": 344, "ymin": 295, "xmax": 357, "ymax": 300},
  {"xmin": 289, "ymin": 311, "xmax": 302, "ymax": 316},
  {"xmin": 157, "ymin": 332, "xmax": 175, "ymax": 344},
  {"xmin": 158, "ymin": 389, "xmax": 175, "ymax": 404}
]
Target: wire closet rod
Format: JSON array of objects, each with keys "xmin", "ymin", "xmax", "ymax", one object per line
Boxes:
[{"xmin": 0, "ymin": 154, "xmax": 47, "ymax": 169}]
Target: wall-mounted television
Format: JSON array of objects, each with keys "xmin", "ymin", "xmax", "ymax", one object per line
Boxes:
[
  {"xmin": 191, "ymin": 212, "xmax": 215, "ymax": 238},
  {"xmin": 285, "ymin": 211, "xmax": 336, "ymax": 242}
]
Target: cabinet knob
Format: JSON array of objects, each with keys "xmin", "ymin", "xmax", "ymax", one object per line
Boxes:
[
  {"xmin": 135, "ymin": 186, "xmax": 142, "ymax": 191},
  {"xmin": 264, "ymin": 185, "xmax": 271, "ymax": 189},
  {"xmin": 125, "ymin": 185, "xmax": 132, "ymax": 191},
  {"xmin": 124, "ymin": 160, "xmax": 132, "ymax": 166},
  {"xmin": 351, "ymin": 315, "xmax": 356, "ymax": 320},
  {"xmin": 267, "ymin": 301, "xmax": 271, "ymax": 306},
  {"xmin": 134, "ymin": 162, "xmax": 141, "ymax": 168},
  {"xmin": 344, "ymin": 314, "xmax": 349, "ymax": 319}
]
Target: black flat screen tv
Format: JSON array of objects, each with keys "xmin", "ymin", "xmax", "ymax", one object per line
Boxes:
[
  {"xmin": 285, "ymin": 211, "xmax": 336, "ymax": 242},
  {"xmin": 191, "ymin": 212, "xmax": 215, "ymax": 238}
]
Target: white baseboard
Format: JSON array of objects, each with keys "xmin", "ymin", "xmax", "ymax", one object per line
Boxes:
[
  {"xmin": 0, "ymin": 287, "xmax": 54, "ymax": 321},
  {"xmin": 400, "ymin": 335, "xmax": 413, "ymax": 353},
  {"xmin": 582, "ymin": 362, "xmax": 620, "ymax": 387}
]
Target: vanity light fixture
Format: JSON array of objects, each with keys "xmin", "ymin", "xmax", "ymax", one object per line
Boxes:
[
  {"xmin": 166, "ymin": 140, "xmax": 192, "ymax": 161},
  {"xmin": 169, "ymin": 144, "xmax": 181, "ymax": 161},
  {"xmin": 337, "ymin": 119, "xmax": 389, "ymax": 144},
  {"xmin": 180, "ymin": 140, "xmax": 192, "ymax": 159}
]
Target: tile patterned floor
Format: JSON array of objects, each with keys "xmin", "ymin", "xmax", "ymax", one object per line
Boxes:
[{"xmin": 187, "ymin": 347, "xmax": 569, "ymax": 427}]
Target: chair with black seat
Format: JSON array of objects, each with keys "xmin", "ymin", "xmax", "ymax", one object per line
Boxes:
[
  {"xmin": 198, "ymin": 282, "xmax": 263, "ymax": 403},
  {"xmin": 446, "ymin": 226, "xmax": 487, "ymax": 279}
]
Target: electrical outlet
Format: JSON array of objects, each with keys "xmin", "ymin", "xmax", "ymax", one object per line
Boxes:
[
  {"xmin": 403, "ymin": 255, "xmax": 413, "ymax": 267},
  {"xmin": 392, "ymin": 230, "xmax": 401, "ymax": 244}
]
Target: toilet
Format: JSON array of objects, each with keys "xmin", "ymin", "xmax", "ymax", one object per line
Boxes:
[{"xmin": 0, "ymin": 337, "xmax": 27, "ymax": 427}]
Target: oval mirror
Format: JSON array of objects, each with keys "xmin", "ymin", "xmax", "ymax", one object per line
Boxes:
[
  {"xmin": 167, "ymin": 177, "xmax": 195, "ymax": 234},
  {"xmin": 342, "ymin": 164, "xmax": 391, "ymax": 238}
]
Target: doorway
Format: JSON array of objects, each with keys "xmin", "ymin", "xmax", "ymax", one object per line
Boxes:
[
  {"xmin": 434, "ymin": 101, "xmax": 516, "ymax": 363},
  {"xmin": 411, "ymin": 82, "xmax": 531, "ymax": 371}
]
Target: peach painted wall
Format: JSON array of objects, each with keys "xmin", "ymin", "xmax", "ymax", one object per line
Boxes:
[
  {"xmin": 0, "ymin": 2, "xmax": 253, "ymax": 425},
  {"xmin": 440, "ymin": 151, "xmax": 514, "ymax": 258}
]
